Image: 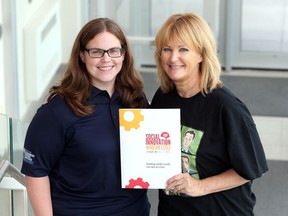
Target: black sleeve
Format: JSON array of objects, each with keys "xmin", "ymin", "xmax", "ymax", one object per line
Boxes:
[
  {"xmin": 222, "ymin": 97, "xmax": 269, "ymax": 180},
  {"xmin": 21, "ymin": 104, "xmax": 65, "ymax": 177}
]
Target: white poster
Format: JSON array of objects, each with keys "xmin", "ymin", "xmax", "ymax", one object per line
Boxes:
[{"xmin": 119, "ymin": 108, "xmax": 181, "ymax": 189}]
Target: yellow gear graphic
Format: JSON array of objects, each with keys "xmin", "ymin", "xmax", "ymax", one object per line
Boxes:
[{"xmin": 119, "ymin": 109, "xmax": 144, "ymax": 131}]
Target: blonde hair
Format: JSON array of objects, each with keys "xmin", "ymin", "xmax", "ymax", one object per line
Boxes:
[{"xmin": 154, "ymin": 13, "xmax": 222, "ymax": 94}]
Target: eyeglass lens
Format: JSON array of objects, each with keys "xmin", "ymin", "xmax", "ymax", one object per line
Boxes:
[{"xmin": 86, "ymin": 48, "xmax": 123, "ymax": 58}]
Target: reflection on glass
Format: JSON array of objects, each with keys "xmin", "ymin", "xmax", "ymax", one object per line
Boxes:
[
  {"xmin": 10, "ymin": 118, "xmax": 29, "ymax": 170},
  {"xmin": 0, "ymin": 115, "xmax": 30, "ymax": 215},
  {"xmin": 0, "ymin": 114, "xmax": 9, "ymax": 162},
  {"xmin": 0, "ymin": 114, "xmax": 10, "ymax": 216}
]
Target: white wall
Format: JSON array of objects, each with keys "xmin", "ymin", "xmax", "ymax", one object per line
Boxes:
[
  {"xmin": 1, "ymin": 0, "xmax": 16, "ymax": 118},
  {"xmin": 60, "ymin": 0, "xmax": 87, "ymax": 63},
  {"xmin": 7, "ymin": 0, "xmax": 85, "ymax": 121}
]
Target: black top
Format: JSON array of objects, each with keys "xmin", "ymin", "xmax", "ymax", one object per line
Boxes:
[{"xmin": 150, "ymin": 86, "xmax": 268, "ymax": 216}]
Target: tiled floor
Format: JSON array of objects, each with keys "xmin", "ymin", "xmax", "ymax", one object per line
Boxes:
[{"xmin": 254, "ymin": 116, "xmax": 288, "ymax": 161}]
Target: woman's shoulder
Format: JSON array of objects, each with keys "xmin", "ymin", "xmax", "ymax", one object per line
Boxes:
[
  {"xmin": 209, "ymin": 87, "xmax": 241, "ymax": 105},
  {"xmin": 36, "ymin": 95, "xmax": 80, "ymax": 125},
  {"xmin": 209, "ymin": 87, "xmax": 252, "ymax": 117},
  {"xmin": 150, "ymin": 87, "xmax": 174, "ymax": 107},
  {"xmin": 44, "ymin": 95, "xmax": 69, "ymax": 113}
]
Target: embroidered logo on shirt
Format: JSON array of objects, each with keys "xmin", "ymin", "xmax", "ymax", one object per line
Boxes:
[{"xmin": 23, "ymin": 148, "xmax": 35, "ymax": 164}]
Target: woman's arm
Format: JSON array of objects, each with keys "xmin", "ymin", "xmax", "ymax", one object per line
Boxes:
[
  {"xmin": 166, "ymin": 168, "xmax": 250, "ymax": 197},
  {"xmin": 25, "ymin": 176, "xmax": 53, "ymax": 216}
]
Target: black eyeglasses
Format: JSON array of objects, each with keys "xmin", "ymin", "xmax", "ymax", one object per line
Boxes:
[{"xmin": 84, "ymin": 47, "xmax": 124, "ymax": 58}]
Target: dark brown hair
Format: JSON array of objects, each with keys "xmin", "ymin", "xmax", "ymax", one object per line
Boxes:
[{"xmin": 48, "ymin": 18, "xmax": 147, "ymax": 116}]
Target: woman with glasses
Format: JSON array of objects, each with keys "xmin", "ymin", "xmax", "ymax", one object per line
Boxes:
[
  {"xmin": 21, "ymin": 18, "xmax": 150, "ymax": 216},
  {"xmin": 150, "ymin": 13, "xmax": 268, "ymax": 216}
]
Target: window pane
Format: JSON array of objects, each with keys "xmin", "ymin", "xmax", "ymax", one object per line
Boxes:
[
  {"xmin": 242, "ymin": 0, "xmax": 288, "ymax": 52},
  {"xmin": 151, "ymin": 0, "xmax": 203, "ymax": 35}
]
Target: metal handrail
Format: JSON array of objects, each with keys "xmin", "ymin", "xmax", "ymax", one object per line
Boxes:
[{"xmin": 0, "ymin": 159, "xmax": 25, "ymax": 186}]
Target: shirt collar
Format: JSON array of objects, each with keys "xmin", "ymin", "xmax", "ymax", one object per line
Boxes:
[{"xmin": 90, "ymin": 86, "xmax": 120, "ymax": 100}]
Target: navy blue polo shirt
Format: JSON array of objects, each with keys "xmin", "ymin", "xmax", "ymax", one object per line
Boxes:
[{"xmin": 21, "ymin": 87, "xmax": 150, "ymax": 215}]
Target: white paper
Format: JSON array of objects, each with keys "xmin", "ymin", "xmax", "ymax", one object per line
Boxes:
[{"xmin": 119, "ymin": 108, "xmax": 181, "ymax": 189}]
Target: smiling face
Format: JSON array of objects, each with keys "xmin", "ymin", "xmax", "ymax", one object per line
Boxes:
[
  {"xmin": 80, "ymin": 31, "xmax": 124, "ymax": 93},
  {"xmin": 182, "ymin": 132, "xmax": 195, "ymax": 149},
  {"xmin": 181, "ymin": 156, "xmax": 190, "ymax": 173},
  {"xmin": 160, "ymin": 40, "xmax": 202, "ymax": 87}
]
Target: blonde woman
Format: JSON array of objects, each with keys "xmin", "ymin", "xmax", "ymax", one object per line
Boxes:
[{"xmin": 150, "ymin": 13, "xmax": 268, "ymax": 216}]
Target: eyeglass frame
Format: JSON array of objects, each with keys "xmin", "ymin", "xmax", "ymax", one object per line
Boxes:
[{"xmin": 83, "ymin": 47, "xmax": 125, "ymax": 58}]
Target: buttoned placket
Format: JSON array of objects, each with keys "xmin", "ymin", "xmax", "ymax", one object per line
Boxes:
[{"xmin": 109, "ymin": 92, "xmax": 121, "ymax": 128}]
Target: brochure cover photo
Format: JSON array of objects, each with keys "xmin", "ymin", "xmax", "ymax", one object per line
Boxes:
[{"xmin": 119, "ymin": 108, "xmax": 181, "ymax": 189}]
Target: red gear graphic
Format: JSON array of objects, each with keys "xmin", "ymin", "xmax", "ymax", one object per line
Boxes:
[{"xmin": 125, "ymin": 177, "xmax": 150, "ymax": 189}]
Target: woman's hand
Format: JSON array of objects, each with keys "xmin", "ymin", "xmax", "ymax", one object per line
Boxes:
[
  {"xmin": 165, "ymin": 169, "xmax": 250, "ymax": 197},
  {"xmin": 165, "ymin": 173, "xmax": 205, "ymax": 197}
]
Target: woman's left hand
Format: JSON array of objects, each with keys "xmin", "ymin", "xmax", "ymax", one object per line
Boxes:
[
  {"xmin": 165, "ymin": 169, "xmax": 250, "ymax": 197},
  {"xmin": 165, "ymin": 173, "xmax": 205, "ymax": 197}
]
